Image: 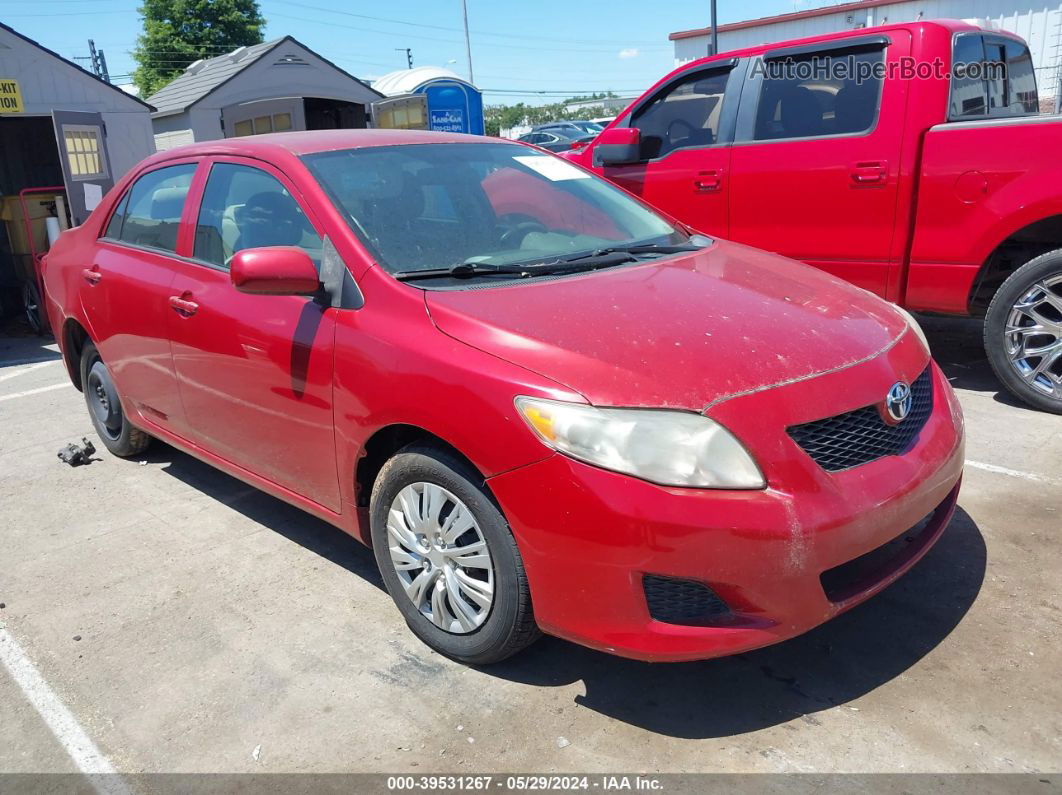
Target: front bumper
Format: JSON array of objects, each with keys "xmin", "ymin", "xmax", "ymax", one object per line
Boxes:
[{"xmin": 488, "ymin": 347, "xmax": 965, "ymax": 662}]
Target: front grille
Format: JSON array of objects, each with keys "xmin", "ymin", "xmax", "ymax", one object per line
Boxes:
[
  {"xmin": 787, "ymin": 366, "xmax": 934, "ymax": 472},
  {"xmin": 643, "ymin": 574, "xmax": 731, "ymax": 625}
]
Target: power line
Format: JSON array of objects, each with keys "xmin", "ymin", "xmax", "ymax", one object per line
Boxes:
[
  {"xmin": 266, "ymin": 0, "xmax": 670, "ymax": 47},
  {"xmin": 266, "ymin": 11, "xmax": 663, "ymax": 54}
]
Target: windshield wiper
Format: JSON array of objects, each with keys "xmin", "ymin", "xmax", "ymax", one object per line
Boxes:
[
  {"xmin": 393, "ymin": 251, "xmax": 638, "ymax": 282},
  {"xmin": 565, "ymin": 242, "xmax": 707, "ymax": 261}
]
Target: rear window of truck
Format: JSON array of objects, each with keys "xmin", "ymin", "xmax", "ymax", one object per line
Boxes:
[{"xmin": 949, "ymin": 33, "xmax": 1038, "ymax": 121}]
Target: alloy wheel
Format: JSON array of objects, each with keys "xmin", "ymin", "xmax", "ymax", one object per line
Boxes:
[
  {"xmin": 1004, "ymin": 273, "xmax": 1062, "ymax": 399},
  {"xmin": 385, "ymin": 482, "xmax": 494, "ymax": 633}
]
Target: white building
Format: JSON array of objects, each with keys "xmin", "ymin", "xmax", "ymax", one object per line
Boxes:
[{"xmin": 670, "ymin": 0, "xmax": 1061, "ymax": 108}]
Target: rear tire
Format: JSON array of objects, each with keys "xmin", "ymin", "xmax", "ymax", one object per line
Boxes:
[
  {"xmin": 984, "ymin": 249, "xmax": 1062, "ymax": 414},
  {"xmin": 370, "ymin": 444, "xmax": 539, "ymax": 664},
  {"xmin": 79, "ymin": 341, "xmax": 151, "ymax": 456}
]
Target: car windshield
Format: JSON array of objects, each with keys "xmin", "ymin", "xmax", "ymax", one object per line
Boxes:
[{"xmin": 301, "ymin": 142, "xmax": 686, "ymax": 281}]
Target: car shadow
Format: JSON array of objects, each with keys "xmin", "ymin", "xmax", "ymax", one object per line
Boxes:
[
  {"xmin": 143, "ymin": 442, "xmax": 385, "ymax": 591},
  {"xmin": 480, "ymin": 506, "xmax": 986, "ymax": 739},
  {"xmin": 917, "ymin": 313, "xmax": 1033, "ymax": 411},
  {"xmin": 137, "ymin": 399, "xmax": 983, "ymax": 740}
]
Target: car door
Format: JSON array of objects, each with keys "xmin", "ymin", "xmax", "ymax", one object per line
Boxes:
[
  {"xmin": 590, "ymin": 61, "xmax": 739, "ymax": 238},
  {"xmin": 164, "ymin": 157, "xmax": 341, "ymax": 511},
  {"xmin": 726, "ymin": 33, "xmax": 911, "ymax": 297},
  {"xmin": 82, "ymin": 161, "xmax": 198, "ymax": 430}
]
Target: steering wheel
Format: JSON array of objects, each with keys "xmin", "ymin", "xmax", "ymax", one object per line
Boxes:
[
  {"xmin": 666, "ymin": 118, "xmax": 696, "ymax": 146},
  {"xmin": 500, "ymin": 220, "xmax": 548, "ymax": 248}
]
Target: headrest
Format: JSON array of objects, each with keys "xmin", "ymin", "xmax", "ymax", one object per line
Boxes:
[{"xmin": 150, "ymin": 187, "xmax": 188, "ymax": 220}]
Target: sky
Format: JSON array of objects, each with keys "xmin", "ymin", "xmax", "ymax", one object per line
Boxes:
[{"xmin": 3, "ymin": 0, "xmax": 809, "ymax": 103}]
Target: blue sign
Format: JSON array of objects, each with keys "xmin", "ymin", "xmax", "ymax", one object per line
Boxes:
[{"xmin": 429, "ymin": 108, "xmax": 466, "ymax": 133}]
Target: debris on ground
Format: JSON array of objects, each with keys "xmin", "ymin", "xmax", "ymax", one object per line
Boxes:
[
  {"xmin": 252, "ymin": 744, "xmax": 262, "ymax": 761},
  {"xmin": 557, "ymin": 737, "xmax": 571, "ymax": 749},
  {"xmin": 57, "ymin": 438, "xmax": 96, "ymax": 467}
]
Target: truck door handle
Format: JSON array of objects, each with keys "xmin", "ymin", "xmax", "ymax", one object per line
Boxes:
[
  {"xmin": 850, "ymin": 161, "xmax": 887, "ymax": 186},
  {"xmin": 81, "ymin": 267, "xmax": 102, "ymax": 285},
  {"xmin": 169, "ymin": 295, "xmax": 199, "ymax": 316},
  {"xmin": 694, "ymin": 170, "xmax": 722, "ymax": 192}
]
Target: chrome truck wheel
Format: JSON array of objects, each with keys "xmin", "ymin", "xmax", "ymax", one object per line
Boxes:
[{"xmin": 986, "ymin": 250, "xmax": 1062, "ymax": 414}]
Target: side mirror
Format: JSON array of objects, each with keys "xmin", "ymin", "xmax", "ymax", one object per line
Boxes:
[
  {"xmin": 592, "ymin": 127, "xmax": 641, "ymax": 167},
  {"xmin": 230, "ymin": 247, "xmax": 321, "ymax": 296}
]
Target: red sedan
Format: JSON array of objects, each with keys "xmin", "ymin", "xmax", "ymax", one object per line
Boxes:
[{"xmin": 41, "ymin": 130, "xmax": 964, "ymax": 664}]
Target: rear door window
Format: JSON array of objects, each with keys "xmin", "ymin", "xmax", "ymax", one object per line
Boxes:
[
  {"xmin": 106, "ymin": 163, "xmax": 196, "ymax": 253},
  {"xmin": 753, "ymin": 47, "xmax": 885, "ymax": 140},
  {"xmin": 630, "ymin": 68, "xmax": 731, "ymax": 159}
]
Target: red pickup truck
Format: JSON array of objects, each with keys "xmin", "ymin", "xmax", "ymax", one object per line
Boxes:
[{"xmin": 566, "ymin": 20, "xmax": 1062, "ymax": 413}]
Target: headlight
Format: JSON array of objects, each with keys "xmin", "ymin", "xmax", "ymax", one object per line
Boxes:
[
  {"xmin": 514, "ymin": 397, "xmax": 765, "ymax": 489},
  {"xmin": 895, "ymin": 306, "xmax": 930, "ymax": 354}
]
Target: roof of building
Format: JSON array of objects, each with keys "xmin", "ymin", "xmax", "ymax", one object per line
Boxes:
[
  {"xmin": 0, "ymin": 21, "xmax": 154, "ymax": 110},
  {"xmin": 147, "ymin": 38, "xmax": 286, "ymax": 116},
  {"xmin": 669, "ymin": 0, "xmax": 916, "ymax": 40},
  {"xmin": 372, "ymin": 66, "xmax": 473, "ymax": 97},
  {"xmin": 147, "ymin": 35, "xmax": 382, "ymax": 117}
]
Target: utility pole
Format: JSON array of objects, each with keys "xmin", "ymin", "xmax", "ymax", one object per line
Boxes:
[
  {"xmin": 95, "ymin": 45, "xmax": 110, "ymax": 83},
  {"xmin": 79, "ymin": 39, "xmax": 111, "ymax": 82},
  {"xmin": 395, "ymin": 48, "xmax": 413, "ymax": 69},
  {"xmin": 461, "ymin": 0, "xmax": 474, "ymax": 84},
  {"xmin": 709, "ymin": 0, "xmax": 718, "ymax": 56}
]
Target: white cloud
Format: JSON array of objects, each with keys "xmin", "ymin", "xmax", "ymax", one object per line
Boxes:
[{"xmin": 618, "ymin": 48, "xmax": 639, "ymax": 59}]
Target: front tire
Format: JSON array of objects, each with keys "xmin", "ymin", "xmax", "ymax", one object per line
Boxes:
[
  {"xmin": 79, "ymin": 341, "xmax": 151, "ymax": 456},
  {"xmin": 984, "ymin": 249, "xmax": 1062, "ymax": 414},
  {"xmin": 370, "ymin": 444, "xmax": 539, "ymax": 664}
]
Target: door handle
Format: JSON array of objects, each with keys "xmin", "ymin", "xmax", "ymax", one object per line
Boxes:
[
  {"xmin": 693, "ymin": 170, "xmax": 722, "ymax": 192},
  {"xmin": 850, "ymin": 161, "xmax": 887, "ymax": 186},
  {"xmin": 82, "ymin": 266, "xmax": 102, "ymax": 285},
  {"xmin": 169, "ymin": 295, "xmax": 199, "ymax": 316}
]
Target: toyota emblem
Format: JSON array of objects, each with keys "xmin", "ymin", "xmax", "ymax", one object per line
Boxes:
[{"xmin": 885, "ymin": 381, "xmax": 913, "ymax": 422}]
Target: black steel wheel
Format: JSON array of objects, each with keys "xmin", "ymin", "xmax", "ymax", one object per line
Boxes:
[{"xmin": 79, "ymin": 341, "xmax": 151, "ymax": 456}]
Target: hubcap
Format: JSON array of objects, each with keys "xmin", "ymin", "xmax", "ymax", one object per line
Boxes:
[
  {"xmin": 1004, "ymin": 273, "xmax": 1062, "ymax": 399},
  {"xmin": 386, "ymin": 482, "xmax": 494, "ymax": 634},
  {"xmin": 86, "ymin": 360, "xmax": 123, "ymax": 440}
]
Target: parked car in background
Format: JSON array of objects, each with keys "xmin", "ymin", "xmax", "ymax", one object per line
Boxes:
[
  {"xmin": 41, "ymin": 129, "xmax": 963, "ymax": 665},
  {"xmin": 558, "ymin": 120, "xmax": 604, "ymax": 135},
  {"xmin": 566, "ymin": 20, "xmax": 1062, "ymax": 413},
  {"xmin": 517, "ymin": 127, "xmax": 584, "ymax": 152}
]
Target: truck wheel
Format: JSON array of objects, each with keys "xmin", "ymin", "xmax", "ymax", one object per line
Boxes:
[
  {"xmin": 79, "ymin": 341, "xmax": 152, "ymax": 456},
  {"xmin": 984, "ymin": 248, "xmax": 1062, "ymax": 414},
  {"xmin": 369, "ymin": 443, "xmax": 540, "ymax": 665}
]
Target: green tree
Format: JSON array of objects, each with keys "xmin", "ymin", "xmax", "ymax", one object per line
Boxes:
[{"xmin": 133, "ymin": 0, "xmax": 266, "ymax": 98}]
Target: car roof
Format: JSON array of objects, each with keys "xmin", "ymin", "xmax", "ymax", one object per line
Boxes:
[{"xmin": 140, "ymin": 128, "xmax": 506, "ymax": 166}]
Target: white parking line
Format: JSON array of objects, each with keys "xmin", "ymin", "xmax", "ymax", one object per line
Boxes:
[
  {"xmin": 965, "ymin": 459, "xmax": 1057, "ymax": 485},
  {"xmin": 0, "ymin": 383, "xmax": 69, "ymax": 402},
  {"xmin": 0, "ymin": 360, "xmax": 61, "ymax": 383},
  {"xmin": 0, "ymin": 625, "xmax": 130, "ymax": 795}
]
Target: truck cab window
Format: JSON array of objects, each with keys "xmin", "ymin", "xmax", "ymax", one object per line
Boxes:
[
  {"xmin": 630, "ymin": 69, "xmax": 729, "ymax": 160},
  {"xmin": 753, "ymin": 48, "xmax": 884, "ymax": 141},
  {"xmin": 949, "ymin": 35, "xmax": 1038, "ymax": 120},
  {"xmin": 1004, "ymin": 40, "xmax": 1039, "ymax": 113},
  {"xmin": 950, "ymin": 35, "xmax": 988, "ymax": 118}
]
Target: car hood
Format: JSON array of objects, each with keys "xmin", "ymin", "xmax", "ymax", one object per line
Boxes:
[{"xmin": 425, "ymin": 240, "xmax": 909, "ymax": 411}]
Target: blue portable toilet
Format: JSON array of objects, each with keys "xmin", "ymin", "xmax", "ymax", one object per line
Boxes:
[{"xmin": 372, "ymin": 66, "xmax": 484, "ymax": 136}]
